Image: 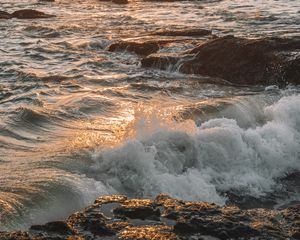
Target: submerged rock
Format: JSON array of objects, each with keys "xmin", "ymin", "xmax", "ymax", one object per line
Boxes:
[
  {"xmin": 141, "ymin": 35, "xmax": 300, "ymax": 86},
  {"xmin": 154, "ymin": 28, "xmax": 211, "ymax": 37},
  {"xmin": 0, "ymin": 11, "xmax": 12, "ymax": 19},
  {"xmin": 12, "ymin": 9, "xmax": 55, "ymax": 19},
  {"xmin": 112, "ymin": 0, "xmax": 129, "ymax": 4},
  {"xmin": 108, "ymin": 41, "xmax": 160, "ymax": 55},
  {"xmin": 144, "ymin": 0, "xmax": 188, "ymax": 2},
  {"xmin": 1, "ymin": 194, "xmax": 300, "ymax": 239},
  {"xmin": 98, "ymin": 0, "xmax": 128, "ymax": 3},
  {"xmin": 30, "ymin": 221, "xmax": 74, "ymax": 235}
]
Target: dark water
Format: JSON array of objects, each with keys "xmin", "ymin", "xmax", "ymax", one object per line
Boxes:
[{"xmin": 0, "ymin": 0, "xmax": 300, "ymax": 230}]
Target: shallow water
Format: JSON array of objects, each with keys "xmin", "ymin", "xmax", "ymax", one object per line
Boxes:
[{"xmin": 0, "ymin": 0, "xmax": 300, "ymax": 230}]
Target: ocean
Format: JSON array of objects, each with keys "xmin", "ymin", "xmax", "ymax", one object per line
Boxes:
[{"xmin": 0, "ymin": 0, "xmax": 299, "ymax": 230}]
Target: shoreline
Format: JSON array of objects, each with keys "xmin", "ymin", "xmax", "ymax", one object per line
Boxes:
[{"xmin": 1, "ymin": 194, "xmax": 299, "ymax": 239}]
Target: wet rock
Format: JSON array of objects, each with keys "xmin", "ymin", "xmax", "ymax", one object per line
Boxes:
[
  {"xmin": 30, "ymin": 221, "xmax": 74, "ymax": 235},
  {"xmin": 67, "ymin": 206, "xmax": 115, "ymax": 236},
  {"xmin": 108, "ymin": 41, "xmax": 159, "ymax": 56},
  {"xmin": 113, "ymin": 199, "xmax": 161, "ymax": 220},
  {"xmin": 141, "ymin": 53, "xmax": 180, "ymax": 69},
  {"xmin": 225, "ymin": 192, "xmax": 277, "ymax": 209},
  {"xmin": 112, "ymin": 0, "xmax": 129, "ymax": 4},
  {"xmin": 0, "ymin": 11, "xmax": 12, "ymax": 19},
  {"xmin": 120, "ymin": 226, "xmax": 176, "ymax": 240},
  {"xmin": 174, "ymin": 217, "xmax": 259, "ymax": 239},
  {"xmin": 145, "ymin": 0, "xmax": 188, "ymax": 2},
  {"xmin": 12, "ymin": 9, "xmax": 55, "ymax": 19},
  {"xmin": 1, "ymin": 194, "xmax": 300, "ymax": 239},
  {"xmin": 94, "ymin": 194, "xmax": 128, "ymax": 204},
  {"xmin": 0, "ymin": 231, "xmax": 31, "ymax": 240},
  {"xmin": 142, "ymin": 35, "xmax": 300, "ymax": 86},
  {"xmin": 154, "ymin": 28, "xmax": 211, "ymax": 37},
  {"xmin": 98, "ymin": 0, "xmax": 128, "ymax": 3},
  {"xmin": 292, "ymin": 231, "xmax": 300, "ymax": 240}
]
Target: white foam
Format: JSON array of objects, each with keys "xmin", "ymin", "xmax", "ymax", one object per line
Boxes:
[{"xmin": 90, "ymin": 94, "xmax": 300, "ymax": 204}]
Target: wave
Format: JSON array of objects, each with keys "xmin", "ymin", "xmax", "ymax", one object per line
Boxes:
[
  {"xmin": 0, "ymin": 170, "xmax": 107, "ymax": 231},
  {"xmin": 87, "ymin": 94, "xmax": 300, "ymax": 205},
  {"xmin": 24, "ymin": 25, "xmax": 60, "ymax": 38}
]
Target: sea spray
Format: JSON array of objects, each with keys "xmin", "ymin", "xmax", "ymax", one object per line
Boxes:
[{"xmin": 90, "ymin": 94, "xmax": 300, "ymax": 204}]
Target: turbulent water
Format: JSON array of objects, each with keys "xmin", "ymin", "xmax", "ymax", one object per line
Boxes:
[{"xmin": 0, "ymin": 0, "xmax": 300, "ymax": 231}]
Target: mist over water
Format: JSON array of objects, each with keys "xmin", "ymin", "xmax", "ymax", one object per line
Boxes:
[{"xmin": 0, "ymin": 0, "xmax": 300, "ymax": 231}]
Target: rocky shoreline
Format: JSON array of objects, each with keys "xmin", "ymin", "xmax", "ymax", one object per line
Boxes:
[
  {"xmin": 1, "ymin": 6, "xmax": 299, "ymax": 88},
  {"xmin": 1, "ymin": 194, "xmax": 299, "ymax": 240},
  {"xmin": 140, "ymin": 36, "xmax": 300, "ymax": 87}
]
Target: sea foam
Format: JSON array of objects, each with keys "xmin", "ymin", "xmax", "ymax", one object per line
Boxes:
[{"xmin": 90, "ymin": 94, "xmax": 300, "ymax": 205}]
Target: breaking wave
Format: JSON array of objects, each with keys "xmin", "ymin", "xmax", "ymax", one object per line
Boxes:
[{"xmin": 89, "ymin": 94, "xmax": 300, "ymax": 205}]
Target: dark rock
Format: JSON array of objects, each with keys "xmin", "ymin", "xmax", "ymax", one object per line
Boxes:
[
  {"xmin": 12, "ymin": 9, "xmax": 55, "ymax": 19},
  {"xmin": 145, "ymin": 0, "xmax": 187, "ymax": 2},
  {"xmin": 113, "ymin": 199, "xmax": 160, "ymax": 220},
  {"xmin": 225, "ymin": 192, "xmax": 277, "ymax": 209},
  {"xmin": 0, "ymin": 231, "xmax": 31, "ymax": 240},
  {"xmin": 174, "ymin": 217, "xmax": 259, "ymax": 240},
  {"xmin": 108, "ymin": 41, "xmax": 159, "ymax": 56},
  {"xmin": 112, "ymin": 0, "xmax": 129, "ymax": 4},
  {"xmin": 30, "ymin": 221, "xmax": 74, "ymax": 235},
  {"xmin": 67, "ymin": 206, "xmax": 115, "ymax": 236},
  {"xmin": 1, "ymin": 194, "xmax": 300, "ymax": 239},
  {"xmin": 141, "ymin": 35, "xmax": 300, "ymax": 86},
  {"xmin": 0, "ymin": 11, "xmax": 12, "ymax": 19},
  {"xmin": 292, "ymin": 231, "xmax": 300, "ymax": 239},
  {"xmin": 154, "ymin": 28, "xmax": 211, "ymax": 37},
  {"xmin": 141, "ymin": 53, "xmax": 181, "ymax": 69}
]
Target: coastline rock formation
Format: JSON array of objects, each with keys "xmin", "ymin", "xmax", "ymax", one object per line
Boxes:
[
  {"xmin": 0, "ymin": 10, "xmax": 12, "ymax": 19},
  {"xmin": 141, "ymin": 35, "xmax": 300, "ymax": 86},
  {"xmin": 112, "ymin": 0, "xmax": 129, "ymax": 4},
  {"xmin": 153, "ymin": 28, "xmax": 211, "ymax": 37},
  {"xmin": 108, "ymin": 41, "xmax": 160, "ymax": 56},
  {"xmin": 1, "ymin": 194, "xmax": 299, "ymax": 239},
  {"xmin": 0, "ymin": 9, "xmax": 55, "ymax": 19},
  {"xmin": 98, "ymin": 0, "xmax": 129, "ymax": 4}
]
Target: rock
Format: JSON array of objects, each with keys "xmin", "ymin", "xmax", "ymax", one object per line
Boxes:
[
  {"xmin": 292, "ymin": 231, "xmax": 300, "ymax": 239},
  {"xmin": 112, "ymin": 0, "xmax": 129, "ymax": 4},
  {"xmin": 12, "ymin": 9, "xmax": 55, "ymax": 19},
  {"xmin": 113, "ymin": 199, "xmax": 160, "ymax": 220},
  {"xmin": 0, "ymin": 11, "xmax": 12, "ymax": 19},
  {"xmin": 154, "ymin": 28, "xmax": 211, "ymax": 37},
  {"xmin": 145, "ymin": 0, "xmax": 187, "ymax": 2},
  {"xmin": 30, "ymin": 221, "xmax": 74, "ymax": 235},
  {"xmin": 1, "ymin": 194, "xmax": 300, "ymax": 239},
  {"xmin": 141, "ymin": 35, "xmax": 300, "ymax": 86},
  {"xmin": 141, "ymin": 53, "xmax": 181, "ymax": 70},
  {"xmin": 225, "ymin": 192, "xmax": 277, "ymax": 210},
  {"xmin": 0, "ymin": 231, "xmax": 31, "ymax": 240},
  {"xmin": 68, "ymin": 207, "xmax": 115, "ymax": 236},
  {"xmin": 120, "ymin": 226, "xmax": 176, "ymax": 240},
  {"xmin": 108, "ymin": 41, "xmax": 160, "ymax": 55},
  {"xmin": 94, "ymin": 194, "xmax": 128, "ymax": 204}
]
